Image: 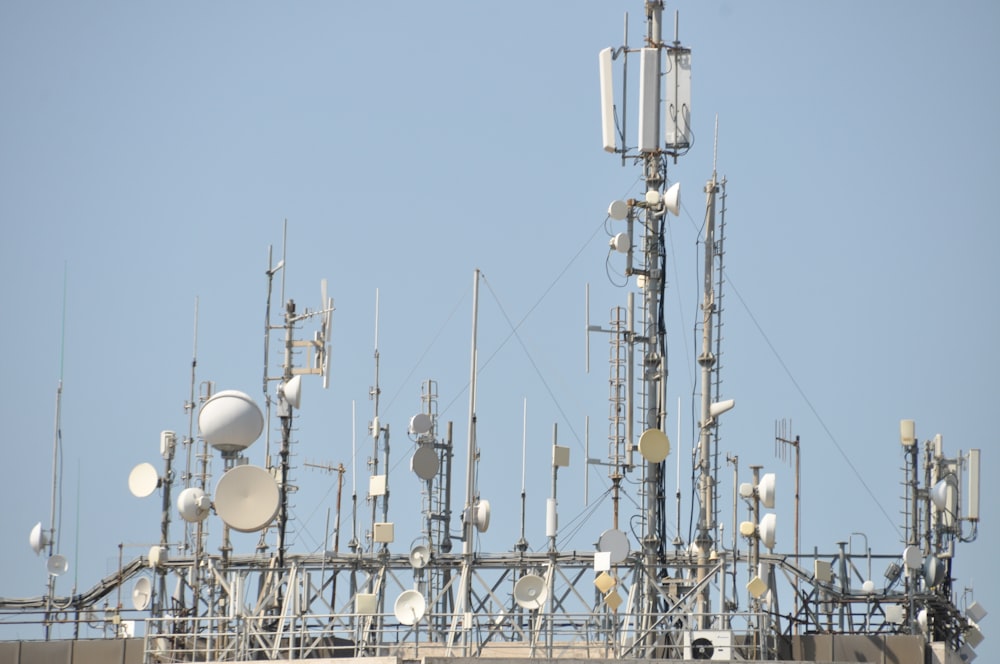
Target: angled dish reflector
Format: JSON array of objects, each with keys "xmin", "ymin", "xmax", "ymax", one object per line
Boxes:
[
  {"xmin": 214, "ymin": 464, "xmax": 280, "ymax": 533},
  {"xmin": 129, "ymin": 462, "xmax": 159, "ymax": 498},
  {"xmin": 610, "ymin": 232, "xmax": 630, "ymax": 254},
  {"xmin": 662, "ymin": 182, "xmax": 681, "ymax": 216},
  {"xmin": 177, "ymin": 487, "xmax": 211, "ymax": 523},
  {"xmin": 409, "ymin": 545, "xmax": 430, "ymax": 569},
  {"xmin": 280, "ymin": 375, "xmax": 302, "ymax": 409},
  {"xmin": 473, "ymin": 500, "xmax": 491, "ymax": 533},
  {"xmin": 759, "ymin": 513, "xmax": 777, "ymax": 550},
  {"xmin": 607, "ymin": 200, "xmax": 628, "ymax": 221},
  {"xmin": 393, "ymin": 590, "xmax": 426, "ymax": 626},
  {"xmin": 513, "ymin": 574, "xmax": 548, "ymax": 610},
  {"xmin": 132, "ymin": 577, "xmax": 152, "ymax": 611},
  {"xmin": 411, "ymin": 445, "xmax": 439, "ymax": 481},
  {"xmin": 198, "ymin": 390, "xmax": 264, "ymax": 454},
  {"xmin": 758, "ymin": 473, "xmax": 776, "ymax": 509},
  {"xmin": 29, "ymin": 522, "xmax": 49, "ymax": 556}
]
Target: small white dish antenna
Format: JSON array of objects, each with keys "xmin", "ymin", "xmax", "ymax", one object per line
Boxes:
[
  {"xmin": 903, "ymin": 544, "xmax": 923, "ymax": 571},
  {"xmin": 610, "ymin": 232, "xmax": 630, "ymax": 254},
  {"xmin": 132, "ymin": 577, "xmax": 152, "ymax": 611},
  {"xmin": 758, "ymin": 473, "xmax": 776, "ymax": 509},
  {"xmin": 393, "ymin": 589, "xmax": 426, "ymax": 626},
  {"xmin": 637, "ymin": 428, "xmax": 670, "ymax": 463},
  {"xmin": 598, "ymin": 528, "xmax": 630, "ymax": 564},
  {"xmin": 279, "ymin": 375, "xmax": 302, "ymax": 409},
  {"xmin": 409, "ymin": 412, "xmax": 432, "ymax": 436},
  {"xmin": 473, "ymin": 500, "xmax": 491, "ymax": 533},
  {"xmin": 408, "ymin": 545, "xmax": 430, "ymax": 569},
  {"xmin": 608, "ymin": 200, "xmax": 628, "ymax": 221},
  {"xmin": 930, "ymin": 476, "xmax": 957, "ymax": 512},
  {"xmin": 128, "ymin": 462, "xmax": 160, "ymax": 498},
  {"xmin": 662, "ymin": 182, "xmax": 681, "ymax": 216},
  {"xmin": 46, "ymin": 553, "xmax": 69, "ymax": 576},
  {"xmin": 644, "ymin": 189, "xmax": 661, "ymax": 206},
  {"xmin": 214, "ymin": 464, "xmax": 280, "ymax": 533},
  {"xmin": 29, "ymin": 522, "xmax": 49, "ymax": 556},
  {"xmin": 924, "ymin": 554, "xmax": 945, "ymax": 588},
  {"xmin": 759, "ymin": 513, "xmax": 777, "ymax": 550},
  {"xmin": 176, "ymin": 487, "xmax": 211, "ymax": 523},
  {"xmin": 198, "ymin": 390, "xmax": 264, "ymax": 454},
  {"xmin": 513, "ymin": 574, "xmax": 548, "ymax": 610},
  {"xmin": 861, "ymin": 579, "xmax": 876, "ymax": 595},
  {"xmin": 411, "ymin": 445, "xmax": 439, "ymax": 481}
]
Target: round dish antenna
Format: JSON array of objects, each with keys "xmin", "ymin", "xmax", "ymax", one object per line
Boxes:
[
  {"xmin": 610, "ymin": 232, "xmax": 630, "ymax": 254},
  {"xmin": 198, "ymin": 390, "xmax": 264, "ymax": 454},
  {"xmin": 128, "ymin": 462, "xmax": 159, "ymax": 498},
  {"xmin": 608, "ymin": 200, "xmax": 628, "ymax": 221},
  {"xmin": 29, "ymin": 522, "xmax": 49, "ymax": 556},
  {"xmin": 214, "ymin": 464, "xmax": 280, "ymax": 533},
  {"xmin": 759, "ymin": 513, "xmax": 777, "ymax": 550},
  {"xmin": 598, "ymin": 528, "xmax": 630, "ymax": 564},
  {"xmin": 409, "ymin": 544, "xmax": 430, "ymax": 569},
  {"xmin": 46, "ymin": 554, "xmax": 69, "ymax": 576},
  {"xmin": 177, "ymin": 487, "xmax": 211, "ymax": 523},
  {"xmin": 513, "ymin": 574, "xmax": 548, "ymax": 610},
  {"xmin": 758, "ymin": 473, "xmax": 776, "ymax": 509},
  {"xmin": 132, "ymin": 577, "xmax": 152, "ymax": 611},
  {"xmin": 409, "ymin": 412, "xmax": 432, "ymax": 436},
  {"xmin": 473, "ymin": 499, "xmax": 491, "ymax": 533},
  {"xmin": 638, "ymin": 428, "xmax": 670, "ymax": 463},
  {"xmin": 279, "ymin": 375, "xmax": 302, "ymax": 409},
  {"xmin": 662, "ymin": 182, "xmax": 681, "ymax": 216},
  {"xmin": 393, "ymin": 589, "xmax": 426, "ymax": 626},
  {"xmin": 148, "ymin": 545, "xmax": 168, "ymax": 570},
  {"xmin": 411, "ymin": 445, "xmax": 439, "ymax": 481}
]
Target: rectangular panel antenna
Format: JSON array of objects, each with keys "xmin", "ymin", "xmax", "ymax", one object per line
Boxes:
[
  {"xmin": 599, "ymin": 48, "xmax": 616, "ymax": 152},
  {"xmin": 665, "ymin": 48, "xmax": 692, "ymax": 149},
  {"xmin": 968, "ymin": 448, "xmax": 980, "ymax": 521},
  {"xmin": 637, "ymin": 48, "xmax": 660, "ymax": 153}
]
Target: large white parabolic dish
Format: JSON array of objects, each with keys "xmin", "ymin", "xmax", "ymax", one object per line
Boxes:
[
  {"xmin": 214, "ymin": 465, "xmax": 280, "ymax": 533},
  {"xmin": 393, "ymin": 589, "xmax": 426, "ymax": 626}
]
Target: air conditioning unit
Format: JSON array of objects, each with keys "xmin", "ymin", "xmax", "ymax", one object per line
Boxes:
[{"xmin": 683, "ymin": 630, "xmax": 734, "ymax": 661}]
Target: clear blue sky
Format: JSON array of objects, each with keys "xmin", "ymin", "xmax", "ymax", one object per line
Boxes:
[{"xmin": 2, "ymin": 0, "xmax": 997, "ymax": 658}]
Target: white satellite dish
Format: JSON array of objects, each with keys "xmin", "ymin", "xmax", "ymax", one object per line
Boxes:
[
  {"xmin": 598, "ymin": 528, "xmax": 630, "ymax": 564},
  {"xmin": 176, "ymin": 487, "xmax": 211, "ymax": 523},
  {"xmin": 861, "ymin": 579, "xmax": 876, "ymax": 595},
  {"xmin": 759, "ymin": 513, "xmax": 777, "ymax": 550},
  {"xmin": 930, "ymin": 476, "xmax": 957, "ymax": 512},
  {"xmin": 409, "ymin": 412, "xmax": 432, "ymax": 436},
  {"xmin": 637, "ymin": 428, "xmax": 670, "ymax": 463},
  {"xmin": 393, "ymin": 589, "xmax": 426, "ymax": 626},
  {"xmin": 128, "ymin": 462, "xmax": 159, "ymax": 498},
  {"xmin": 608, "ymin": 199, "xmax": 628, "ymax": 221},
  {"xmin": 280, "ymin": 375, "xmax": 302, "ymax": 409},
  {"xmin": 758, "ymin": 473, "xmax": 776, "ymax": 509},
  {"xmin": 924, "ymin": 554, "xmax": 945, "ymax": 588},
  {"xmin": 214, "ymin": 465, "xmax": 280, "ymax": 533},
  {"xmin": 29, "ymin": 522, "xmax": 49, "ymax": 556},
  {"xmin": 610, "ymin": 232, "xmax": 630, "ymax": 254},
  {"xmin": 473, "ymin": 499, "xmax": 491, "ymax": 533},
  {"xmin": 46, "ymin": 553, "xmax": 69, "ymax": 576},
  {"xmin": 409, "ymin": 545, "xmax": 430, "ymax": 569},
  {"xmin": 411, "ymin": 445, "xmax": 439, "ymax": 481},
  {"xmin": 132, "ymin": 577, "xmax": 152, "ymax": 611},
  {"xmin": 662, "ymin": 182, "xmax": 681, "ymax": 216},
  {"xmin": 513, "ymin": 574, "xmax": 548, "ymax": 610},
  {"xmin": 198, "ymin": 390, "xmax": 264, "ymax": 454}
]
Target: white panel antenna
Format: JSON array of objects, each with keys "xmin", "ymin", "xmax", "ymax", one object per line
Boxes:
[
  {"xmin": 599, "ymin": 47, "xmax": 616, "ymax": 152},
  {"xmin": 968, "ymin": 448, "xmax": 980, "ymax": 520},
  {"xmin": 664, "ymin": 47, "xmax": 691, "ymax": 149},
  {"xmin": 637, "ymin": 48, "xmax": 660, "ymax": 153}
]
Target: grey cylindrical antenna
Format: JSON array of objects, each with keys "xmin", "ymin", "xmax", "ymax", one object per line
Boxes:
[{"xmin": 463, "ymin": 269, "xmax": 481, "ymax": 557}]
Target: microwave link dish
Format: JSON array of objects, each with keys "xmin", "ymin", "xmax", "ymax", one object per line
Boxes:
[
  {"xmin": 214, "ymin": 464, "xmax": 280, "ymax": 533},
  {"xmin": 393, "ymin": 590, "xmax": 426, "ymax": 626},
  {"xmin": 46, "ymin": 554, "xmax": 69, "ymax": 576},
  {"xmin": 411, "ymin": 445, "xmax": 439, "ymax": 481},
  {"xmin": 279, "ymin": 375, "xmax": 302, "ymax": 409},
  {"xmin": 408, "ymin": 545, "xmax": 430, "ymax": 569},
  {"xmin": 198, "ymin": 390, "xmax": 264, "ymax": 453},
  {"xmin": 29, "ymin": 522, "xmax": 50, "ymax": 556},
  {"xmin": 598, "ymin": 528, "xmax": 630, "ymax": 564},
  {"xmin": 177, "ymin": 487, "xmax": 211, "ymax": 523},
  {"xmin": 128, "ymin": 462, "xmax": 159, "ymax": 498},
  {"xmin": 409, "ymin": 412, "xmax": 432, "ymax": 436},
  {"xmin": 131, "ymin": 577, "xmax": 152, "ymax": 611},
  {"xmin": 638, "ymin": 428, "xmax": 670, "ymax": 463},
  {"xmin": 513, "ymin": 574, "xmax": 548, "ymax": 610}
]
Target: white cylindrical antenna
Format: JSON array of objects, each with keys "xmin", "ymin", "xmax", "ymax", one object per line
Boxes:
[
  {"xmin": 968, "ymin": 448, "xmax": 980, "ymax": 521},
  {"xmin": 521, "ymin": 399, "xmax": 527, "ymax": 492},
  {"xmin": 545, "ymin": 498, "xmax": 557, "ymax": 538},
  {"xmin": 584, "ymin": 415, "xmax": 590, "ymax": 505},
  {"xmin": 599, "ymin": 47, "xmax": 616, "ymax": 153},
  {"xmin": 637, "ymin": 48, "xmax": 660, "ymax": 153}
]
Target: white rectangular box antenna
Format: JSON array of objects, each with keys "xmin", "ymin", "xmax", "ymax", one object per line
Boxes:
[
  {"xmin": 599, "ymin": 48, "xmax": 616, "ymax": 152},
  {"xmin": 664, "ymin": 48, "xmax": 692, "ymax": 149},
  {"xmin": 637, "ymin": 48, "xmax": 660, "ymax": 153},
  {"xmin": 968, "ymin": 448, "xmax": 980, "ymax": 521}
]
